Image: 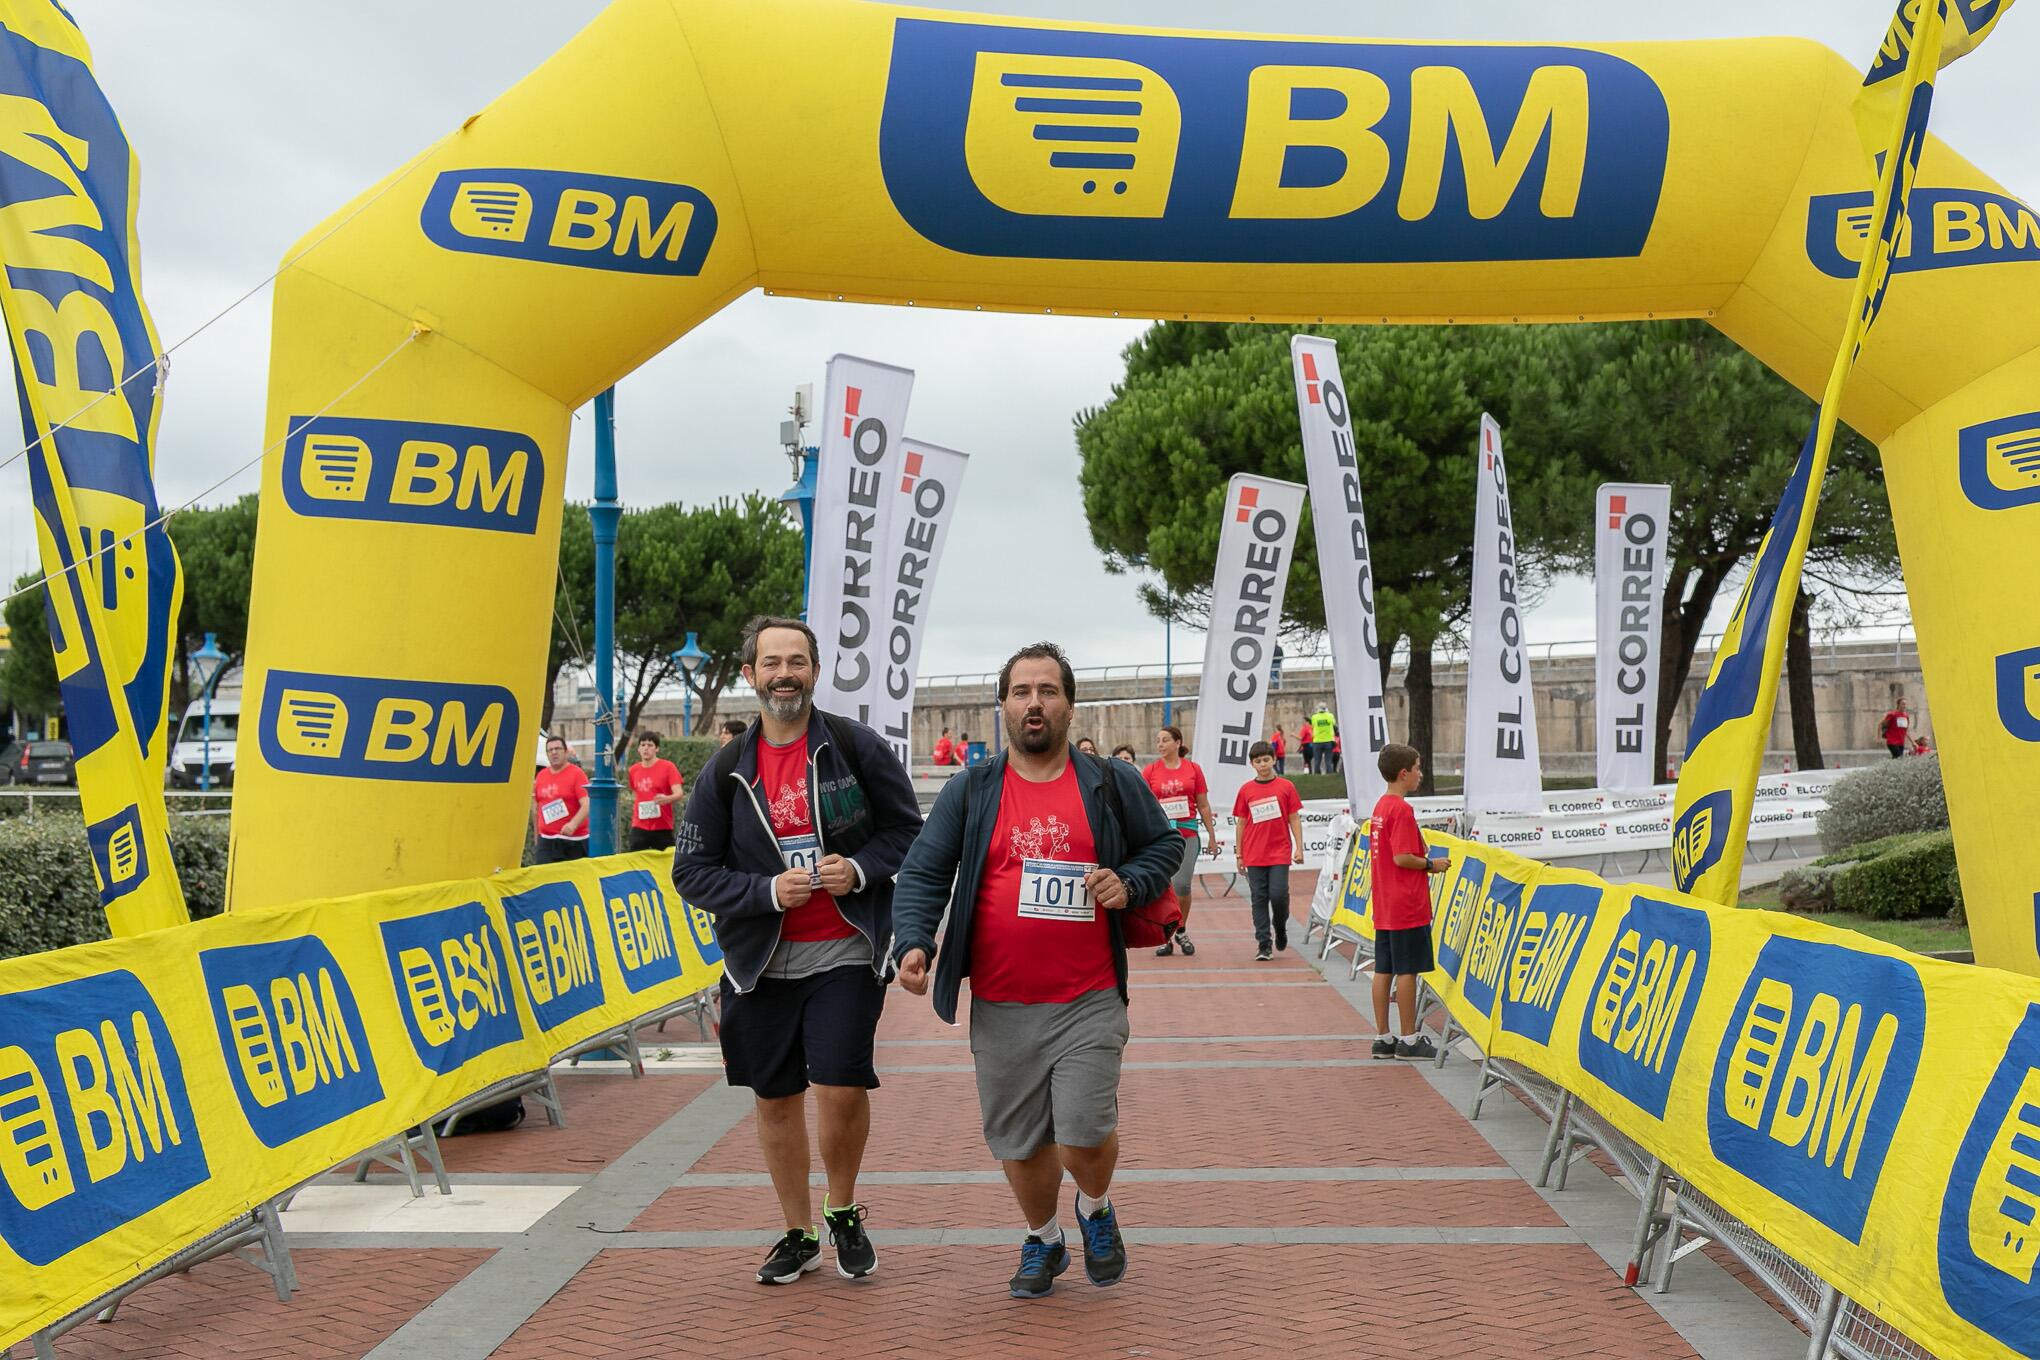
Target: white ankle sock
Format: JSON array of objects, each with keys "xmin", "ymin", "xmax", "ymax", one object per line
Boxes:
[
  {"xmin": 1076, "ymin": 1190, "xmax": 1110, "ymax": 1218},
  {"xmin": 1030, "ymin": 1216, "xmax": 1063, "ymax": 1245}
]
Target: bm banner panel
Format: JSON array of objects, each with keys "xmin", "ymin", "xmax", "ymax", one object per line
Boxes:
[
  {"xmin": 1329, "ymin": 828, "xmax": 2040, "ymax": 1359},
  {"xmin": 0, "ymin": 853, "xmax": 721, "ymax": 1347}
]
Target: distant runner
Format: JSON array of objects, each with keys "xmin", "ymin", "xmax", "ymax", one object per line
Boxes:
[
  {"xmin": 626, "ymin": 731, "xmax": 683, "ymax": 851},
  {"xmin": 1143, "ymin": 725, "xmax": 1217, "ymax": 957},
  {"xmin": 532, "ymin": 735, "xmax": 589, "ymax": 863}
]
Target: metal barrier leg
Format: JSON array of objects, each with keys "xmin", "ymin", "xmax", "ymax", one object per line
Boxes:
[
  {"xmin": 1624, "ymin": 1159, "xmax": 1668, "ymax": 1287},
  {"xmin": 1804, "ymin": 1283, "xmax": 1842, "ymax": 1360},
  {"xmin": 1653, "ymin": 1193, "xmax": 1685, "ymax": 1295},
  {"xmin": 1535, "ymin": 1091, "xmax": 1572, "ymax": 1187},
  {"xmin": 530, "ymin": 1072, "xmax": 566, "ymax": 1128}
]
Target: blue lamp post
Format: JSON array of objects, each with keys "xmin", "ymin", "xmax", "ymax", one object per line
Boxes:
[
  {"xmin": 588, "ymin": 386, "xmax": 621, "ymax": 857},
  {"xmin": 671, "ymin": 632, "xmax": 708, "ymax": 735},
  {"xmin": 192, "ymin": 632, "xmax": 227, "ymax": 793}
]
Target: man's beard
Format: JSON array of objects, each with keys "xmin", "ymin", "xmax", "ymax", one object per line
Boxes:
[
  {"xmin": 1005, "ymin": 704, "xmax": 1070, "ymax": 755},
  {"xmin": 761, "ymin": 678, "xmax": 813, "ymax": 723}
]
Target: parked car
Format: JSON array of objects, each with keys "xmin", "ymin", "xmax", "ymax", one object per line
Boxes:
[
  {"xmin": 168, "ymin": 698, "xmax": 239, "ymax": 789},
  {"xmin": 0, "ymin": 739, "xmax": 75, "ymax": 786}
]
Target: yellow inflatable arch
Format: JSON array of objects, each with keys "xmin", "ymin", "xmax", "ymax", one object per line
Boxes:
[{"xmin": 234, "ymin": 0, "xmax": 2040, "ymax": 971}]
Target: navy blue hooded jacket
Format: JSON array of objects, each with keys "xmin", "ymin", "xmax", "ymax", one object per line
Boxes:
[
  {"xmin": 672, "ymin": 708, "xmax": 923, "ymax": 993},
  {"xmin": 889, "ymin": 749, "xmax": 1182, "ymax": 1025}
]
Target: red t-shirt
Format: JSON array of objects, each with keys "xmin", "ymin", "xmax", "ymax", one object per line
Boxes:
[
  {"xmin": 1142, "ymin": 759, "xmax": 1208, "ymax": 838},
  {"xmin": 1297, "ymin": 725, "xmax": 1313, "ymax": 748},
  {"xmin": 628, "ymin": 758, "xmax": 683, "ymax": 830},
  {"xmin": 933, "ymin": 735, "xmax": 954, "ymax": 766},
  {"xmin": 1881, "ymin": 710, "xmax": 1910, "ymax": 744},
  {"xmin": 1369, "ymin": 792, "xmax": 1432, "ymax": 931},
  {"xmin": 757, "ymin": 735, "xmax": 854, "ymax": 943},
  {"xmin": 1271, "ymin": 731, "xmax": 1285, "ymax": 755},
  {"xmin": 533, "ymin": 763, "xmax": 589, "ymax": 839},
  {"xmin": 970, "ymin": 764, "xmax": 1115, "ymax": 1004},
  {"xmin": 1231, "ymin": 776, "xmax": 1302, "ymax": 867}
]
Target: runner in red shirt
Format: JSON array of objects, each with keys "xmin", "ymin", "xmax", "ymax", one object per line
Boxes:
[
  {"xmin": 532, "ymin": 735, "xmax": 590, "ymax": 863},
  {"xmin": 1369, "ymin": 742, "xmax": 1449, "ymax": 1060},
  {"xmin": 755, "ymin": 730, "xmax": 858, "ymax": 945},
  {"xmin": 970, "ymin": 761, "xmax": 1116, "ymax": 1004},
  {"xmin": 1880, "ymin": 698, "xmax": 1913, "ymax": 758},
  {"xmin": 1269, "ymin": 727, "xmax": 1287, "ymax": 774},
  {"xmin": 933, "ymin": 726, "xmax": 955, "ymax": 768},
  {"xmin": 626, "ymin": 732, "xmax": 684, "ymax": 851},
  {"xmin": 1143, "ymin": 725, "xmax": 1217, "ymax": 957},
  {"xmin": 1230, "ymin": 742, "xmax": 1303, "ymax": 960}
]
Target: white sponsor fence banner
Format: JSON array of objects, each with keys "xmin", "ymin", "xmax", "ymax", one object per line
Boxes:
[
  {"xmin": 809, "ymin": 355, "xmax": 914, "ymax": 724},
  {"xmin": 867, "ymin": 440, "xmax": 967, "ymax": 766},
  {"xmin": 1188, "ymin": 769, "xmax": 1841, "ymax": 873},
  {"xmin": 1595, "ymin": 483, "xmax": 1671, "ymax": 792},
  {"xmin": 1291, "ymin": 334, "xmax": 1387, "ymax": 816},
  {"xmin": 1191, "ymin": 473, "xmax": 1307, "ymax": 817},
  {"xmin": 1465, "ymin": 414, "xmax": 1544, "ymax": 813}
]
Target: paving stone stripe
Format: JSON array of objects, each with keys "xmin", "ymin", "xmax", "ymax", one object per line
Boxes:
[{"xmin": 671, "ymin": 1166, "xmax": 1522, "ymax": 1185}]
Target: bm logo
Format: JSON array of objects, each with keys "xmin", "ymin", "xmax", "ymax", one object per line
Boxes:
[
  {"xmin": 199, "ymin": 938, "xmax": 383, "ymax": 1147},
  {"xmin": 1495, "ymin": 882, "xmax": 1600, "ymax": 1047},
  {"xmin": 1458, "ymin": 871, "xmax": 1527, "ymax": 1017},
  {"xmin": 380, "ymin": 902, "xmax": 524, "ymax": 1074},
  {"xmin": 503, "ymin": 882, "xmax": 605, "ymax": 1031},
  {"xmin": 1959, "ymin": 412, "xmax": 2040, "ymax": 512},
  {"xmin": 878, "ymin": 20, "xmax": 1668, "ymax": 263},
  {"xmin": 598, "ymin": 869, "xmax": 702, "ymax": 991},
  {"xmin": 1577, "ymin": 896, "xmax": 1709, "ymax": 1119},
  {"xmin": 283, "ymin": 415, "xmax": 541, "ymax": 534},
  {"xmin": 1338, "ymin": 832, "xmax": 1371, "ymax": 928},
  {"xmin": 1434, "ymin": 855, "xmax": 1489, "ymax": 981},
  {"xmin": 1670, "ymin": 790, "xmax": 1732, "ymax": 894},
  {"xmin": 1995, "ymin": 646, "xmax": 2040, "ymax": 743},
  {"xmin": 1806, "ymin": 186, "xmax": 2040, "ymax": 280},
  {"xmin": 1939, "ymin": 1003, "xmax": 2040, "ymax": 1353},
  {"xmin": 421, "ymin": 168, "xmax": 717, "ymax": 276},
  {"xmin": 0, "ymin": 971, "xmax": 209, "ymax": 1266},
  {"xmin": 258, "ymin": 670, "xmax": 518, "ymax": 784},
  {"xmin": 85, "ymin": 804, "xmax": 148, "ymax": 907},
  {"xmin": 1707, "ymin": 937, "xmax": 1924, "ymax": 1242}
]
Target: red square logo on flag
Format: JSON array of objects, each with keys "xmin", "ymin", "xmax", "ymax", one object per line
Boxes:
[
  {"xmin": 1607, "ymin": 493, "xmax": 1627, "ymax": 530},
  {"xmin": 1301, "ymin": 352, "xmax": 1321, "ymax": 404},
  {"xmin": 1237, "ymin": 485, "xmax": 1260, "ymax": 522},
  {"xmin": 842, "ymin": 386, "xmax": 863, "ymax": 438}
]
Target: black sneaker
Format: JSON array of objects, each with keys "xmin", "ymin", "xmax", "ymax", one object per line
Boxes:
[
  {"xmin": 1009, "ymin": 1235, "xmax": 1069, "ymax": 1298},
  {"xmin": 1078, "ymin": 1201, "xmax": 1127, "ymax": 1286},
  {"xmin": 1371, "ymin": 1037, "xmax": 1398, "ymax": 1060},
  {"xmin": 1396, "ymin": 1036, "xmax": 1439, "ymax": 1061},
  {"xmin": 1179, "ymin": 933, "xmax": 1196, "ymax": 956},
  {"xmin": 1275, "ymin": 925, "xmax": 1289, "ymax": 951},
  {"xmin": 1255, "ymin": 947, "xmax": 1273, "ymax": 962},
  {"xmin": 1154, "ymin": 938, "xmax": 1175, "ymax": 957},
  {"xmin": 756, "ymin": 1228, "xmax": 821, "ymax": 1284},
  {"xmin": 824, "ymin": 1203, "xmax": 876, "ymax": 1279}
]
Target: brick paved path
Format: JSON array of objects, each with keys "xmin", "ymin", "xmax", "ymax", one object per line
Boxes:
[{"xmin": 30, "ymin": 875, "xmax": 1809, "ymax": 1360}]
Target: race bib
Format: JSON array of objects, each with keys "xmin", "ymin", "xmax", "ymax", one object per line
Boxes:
[
  {"xmin": 1249, "ymin": 797, "xmax": 1282, "ymax": 824},
  {"xmin": 778, "ymin": 832, "xmax": 822, "ymax": 877},
  {"xmin": 540, "ymin": 798, "xmax": 569, "ymax": 823},
  {"xmin": 1895, "ymin": 715, "xmax": 1909, "ymax": 729},
  {"xmin": 1159, "ymin": 795, "xmax": 1191, "ymax": 820},
  {"xmin": 1018, "ymin": 858, "xmax": 1096, "ymax": 921},
  {"xmin": 636, "ymin": 800, "xmax": 660, "ymax": 821}
]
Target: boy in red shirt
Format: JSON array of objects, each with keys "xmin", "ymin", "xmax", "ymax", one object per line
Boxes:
[
  {"xmin": 626, "ymin": 732, "xmax": 684, "ymax": 851},
  {"xmin": 1230, "ymin": 741, "xmax": 1303, "ymax": 961},
  {"xmin": 1369, "ymin": 743, "xmax": 1449, "ymax": 1060}
]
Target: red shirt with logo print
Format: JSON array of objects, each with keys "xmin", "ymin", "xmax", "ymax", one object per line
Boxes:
[
  {"xmin": 757, "ymin": 735, "xmax": 854, "ymax": 942},
  {"xmin": 970, "ymin": 764, "xmax": 1116, "ymax": 1004}
]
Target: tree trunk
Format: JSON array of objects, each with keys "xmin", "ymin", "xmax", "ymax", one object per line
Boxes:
[
  {"xmin": 1655, "ymin": 561, "xmax": 1732, "ymax": 782},
  {"xmin": 539, "ymin": 658, "xmax": 562, "ymax": 735},
  {"xmin": 1786, "ymin": 586, "xmax": 1824, "ymax": 770},
  {"xmin": 1406, "ymin": 637, "xmax": 1436, "ymax": 795}
]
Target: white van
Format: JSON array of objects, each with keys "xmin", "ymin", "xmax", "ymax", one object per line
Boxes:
[{"xmin": 169, "ymin": 697, "xmax": 239, "ymax": 789}]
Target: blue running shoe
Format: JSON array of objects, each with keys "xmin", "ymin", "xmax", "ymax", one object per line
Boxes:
[
  {"xmin": 1079, "ymin": 1201, "xmax": 1127, "ymax": 1286},
  {"xmin": 1009, "ymin": 1235, "xmax": 1069, "ymax": 1298}
]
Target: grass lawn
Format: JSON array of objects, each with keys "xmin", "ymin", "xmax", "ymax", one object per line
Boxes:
[{"xmin": 1737, "ymin": 885, "xmax": 1970, "ymax": 955}]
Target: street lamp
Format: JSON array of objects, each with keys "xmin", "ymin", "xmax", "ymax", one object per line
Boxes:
[
  {"xmin": 671, "ymin": 632, "xmax": 708, "ymax": 735},
  {"xmin": 191, "ymin": 633, "xmax": 227, "ymax": 793}
]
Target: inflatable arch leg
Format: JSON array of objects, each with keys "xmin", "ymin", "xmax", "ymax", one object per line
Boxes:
[{"xmin": 234, "ymin": 0, "xmax": 2040, "ymax": 974}]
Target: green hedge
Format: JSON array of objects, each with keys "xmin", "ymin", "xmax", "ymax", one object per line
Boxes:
[
  {"xmin": 1830, "ymin": 829, "xmax": 1960, "ymax": 921},
  {"xmin": 0, "ymin": 813, "xmax": 230, "ymax": 959}
]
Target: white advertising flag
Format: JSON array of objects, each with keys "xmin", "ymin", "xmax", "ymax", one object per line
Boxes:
[
  {"xmin": 808, "ymin": 355, "xmax": 914, "ymax": 724},
  {"xmin": 1291, "ymin": 334, "xmax": 1387, "ymax": 814},
  {"xmin": 1464, "ymin": 414, "xmax": 1544, "ymax": 814},
  {"xmin": 1595, "ymin": 483, "xmax": 1671, "ymax": 792},
  {"xmin": 867, "ymin": 440, "xmax": 968, "ymax": 766},
  {"xmin": 1191, "ymin": 473, "xmax": 1307, "ymax": 818}
]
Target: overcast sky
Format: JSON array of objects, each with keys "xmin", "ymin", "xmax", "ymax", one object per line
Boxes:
[{"xmin": 13, "ymin": 0, "xmax": 2031, "ymax": 679}]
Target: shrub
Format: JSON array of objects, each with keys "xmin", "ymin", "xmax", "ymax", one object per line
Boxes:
[
  {"xmin": 0, "ymin": 812, "xmax": 230, "ymax": 959},
  {"xmin": 1777, "ymin": 865, "xmax": 1838, "ymax": 912},
  {"xmin": 1817, "ymin": 756, "xmax": 1949, "ymax": 853},
  {"xmin": 1813, "ymin": 830, "xmax": 1940, "ymax": 868},
  {"xmin": 1831, "ymin": 829, "xmax": 1959, "ymax": 921}
]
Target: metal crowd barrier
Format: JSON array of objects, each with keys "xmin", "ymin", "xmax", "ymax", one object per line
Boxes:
[{"xmin": 1451, "ymin": 1036, "xmax": 1937, "ymax": 1360}]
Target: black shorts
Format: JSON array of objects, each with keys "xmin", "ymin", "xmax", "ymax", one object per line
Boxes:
[
  {"xmin": 1374, "ymin": 925, "xmax": 1435, "ymax": 977},
  {"xmin": 534, "ymin": 837, "xmax": 589, "ymax": 864},
  {"xmin": 626, "ymin": 826, "xmax": 675, "ymax": 851},
  {"xmin": 719, "ymin": 964, "xmax": 886, "ymax": 1099}
]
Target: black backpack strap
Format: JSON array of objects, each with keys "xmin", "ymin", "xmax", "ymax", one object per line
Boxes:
[{"xmin": 819, "ymin": 709, "xmax": 867, "ymax": 788}]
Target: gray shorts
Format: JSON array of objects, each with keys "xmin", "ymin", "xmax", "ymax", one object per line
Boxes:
[
  {"xmin": 1169, "ymin": 833, "xmax": 1198, "ymax": 898},
  {"xmin": 969, "ymin": 987, "xmax": 1130, "ymax": 1160}
]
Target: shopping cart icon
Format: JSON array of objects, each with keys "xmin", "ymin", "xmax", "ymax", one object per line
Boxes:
[
  {"xmin": 964, "ymin": 52, "xmax": 1179, "ymax": 219},
  {"xmin": 1723, "ymin": 977, "xmax": 1792, "ymax": 1129},
  {"xmin": 448, "ymin": 181, "xmax": 533, "ymax": 241},
  {"xmin": 1969, "ymin": 1068, "xmax": 2040, "ymax": 1282},
  {"xmin": 1985, "ymin": 427, "xmax": 2040, "ymax": 495},
  {"xmin": 398, "ymin": 947, "xmax": 457, "ymax": 1048},
  {"xmin": 275, "ymin": 689, "xmax": 348, "ymax": 758},
  {"xmin": 221, "ymin": 984, "xmax": 288, "ymax": 1108},
  {"xmin": 298, "ymin": 433, "xmax": 372, "ymax": 502},
  {"xmin": 0, "ymin": 1048, "xmax": 73, "ymax": 1211}
]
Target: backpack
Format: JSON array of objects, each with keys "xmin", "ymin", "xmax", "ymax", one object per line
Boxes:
[
  {"xmin": 965, "ymin": 755, "xmax": 1182, "ymax": 948},
  {"xmin": 436, "ymin": 1095, "xmax": 525, "ymax": 1137}
]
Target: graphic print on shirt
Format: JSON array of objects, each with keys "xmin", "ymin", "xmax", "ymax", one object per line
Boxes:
[
  {"xmin": 1011, "ymin": 813, "xmax": 1092, "ymax": 920},
  {"xmin": 767, "ymin": 773, "xmax": 821, "ymax": 875}
]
